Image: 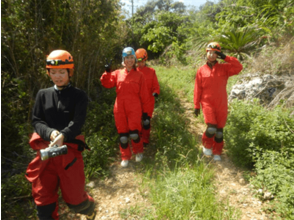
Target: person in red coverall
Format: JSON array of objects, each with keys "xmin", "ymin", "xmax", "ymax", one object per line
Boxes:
[
  {"xmin": 25, "ymin": 50, "xmax": 96, "ymax": 220},
  {"xmin": 100, "ymin": 47, "xmax": 151, "ymax": 167},
  {"xmin": 194, "ymin": 42, "xmax": 243, "ymax": 161},
  {"xmin": 135, "ymin": 48, "xmax": 160, "ymax": 147}
]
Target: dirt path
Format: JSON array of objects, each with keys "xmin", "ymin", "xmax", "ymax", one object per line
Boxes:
[
  {"xmin": 69, "ymin": 97, "xmax": 271, "ymax": 220},
  {"xmin": 180, "ymin": 98, "xmax": 270, "ymax": 220}
]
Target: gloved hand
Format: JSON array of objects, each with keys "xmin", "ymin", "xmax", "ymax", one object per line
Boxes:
[
  {"xmin": 194, "ymin": 109, "xmax": 200, "ymax": 117},
  {"xmin": 152, "ymin": 93, "xmax": 158, "ymax": 98},
  {"xmin": 142, "ymin": 112, "xmax": 150, "ymax": 121},
  {"xmin": 215, "ymin": 51, "xmax": 226, "ymax": 60},
  {"xmin": 105, "ymin": 58, "xmax": 112, "ymax": 73}
]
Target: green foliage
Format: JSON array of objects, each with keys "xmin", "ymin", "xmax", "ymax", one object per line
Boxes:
[
  {"xmin": 225, "ymin": 99, "xmax": 294, "ymax": 168},
  {"xmin": 140, "ymin": 11, "xmax": 190, "ymax": 54},
  {"xmin": 130, "ymin": 0, "xmax": 191, "ymax": 60},
  {"xmin": 82, "ymin": 95, "xmax": 118, "ymax": 179},
  {"xmin": 151, "ymin": 85, "xmax": 199, "ymax": 168},
  {"xmin": 217, "ymin": 27, "xmax": 265, "ymax": 60},
  {"xmin": 251, "ymin": 150, "xmax": 294, "ymax": 218},
  {"xmin": 84, "ymin": 133, "xmax": 117, "ymax": 179},
  {"xmin": 2, "ymin": 1, "xmax": 124, "ymax": 217},
  {"xmin": 135, "ymin": 66, "xmax": 240, "ymax": 219},
  {"xmin": 145, "ymin": 165, "xmax": 240, "ymax": 219},
  {"xmin": 1, "ymin": 173, "xmax": 35, "ymax": 218}
]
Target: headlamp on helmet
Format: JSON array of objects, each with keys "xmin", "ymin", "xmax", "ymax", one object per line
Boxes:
[
  {"xmin": 206, "ymin": 42, "xmax": 221, "ymax": 52},
  {"xmin": 122, "ymin": 47, "xmax": 136, "ymax": 62},
  {"xmin": 135, "ymin": 48, "xmax": 148, "ymax": 62},
  {"xmin": 46, "ymin": 50, "xmax": 74, "ymax": 76}
]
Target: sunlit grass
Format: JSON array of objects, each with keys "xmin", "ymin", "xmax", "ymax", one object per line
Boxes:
[{"xmin": 120, "ymin": 65, "xmax": 240, "ymax": 219}]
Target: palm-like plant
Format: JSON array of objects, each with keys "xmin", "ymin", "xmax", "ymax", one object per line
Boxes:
[{"xmin": 217, "ymin": 27, "xmax": 264, "ymax": 60}]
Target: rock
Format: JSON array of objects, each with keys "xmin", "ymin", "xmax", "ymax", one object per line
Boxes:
[
  {"xmin": 229, "ymin": 73, "xmax": 294, "ymax": 108},
  {"xmin": 239, "ymin": 178, "xmax": 246, "ymax": 185},
  {"xmin": 86, "ymin": 181, "xmax": 95, "ymax": 188},
  {"xmin": 125, "ymin": 197, "xmax": 130, "ymax": 203},
  {"xmin": 263, "ymin": 191, "xmax": 274, "ymax": 200}
]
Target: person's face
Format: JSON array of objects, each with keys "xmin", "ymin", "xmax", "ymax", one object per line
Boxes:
[
  {"xmin": 137, "ymin": 60, "xmax": 146, "ymax": 68},
  {"xmin": 206, "ymin": 50, "xmax": 218, "ymax": 62},
  {"xmin": 49, "ymin": 68, "xmax": 70, "ymax": 87},
  {"xmin": 124, "ymin": 55, "xmax": 136, "ymax": 69}
]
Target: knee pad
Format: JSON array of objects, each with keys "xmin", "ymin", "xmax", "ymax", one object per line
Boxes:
[
  {"xmin": 215, "ymin": 128, "xmax": 223, "ymax": 143},
  {"xmin": 129, "ymin": 130, "xmax": 140, "ymax": 143},
  {"xmin": 205, "ymin": 125, "xmax": 217, "ymax": 138},
  {"xmin": 37, "ymin": 202, "xmax": 56, "ymax": 220},
  {"xmin": 143, "ymin": 119, "xmax": 150, "ymax": 130},
  {"xmin": 67, "ymin": 198, "xmax": 95, "ymax": 215},
  {"xmin": 119, "ymin": 133, "xmax": 129, "ymax": 149},
  {"xmin": 120, "ymin": 136, "xmax": 128, "ymax": 144}
]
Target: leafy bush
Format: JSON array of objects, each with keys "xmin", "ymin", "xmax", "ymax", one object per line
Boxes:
[
  {"xmin": 225, "ymin": 99, "xmax": 294, "ymax": 168},
  {"xmin": 1, "ymin": 173, "xmax": 35, "ymax": 219},
  {"xmin": 82, "ymin": 93, "xmax": 119, "ymax": 179},
  {"xmin": 251, "ymin": 149, "xmax": 294, "ymax": 219}
]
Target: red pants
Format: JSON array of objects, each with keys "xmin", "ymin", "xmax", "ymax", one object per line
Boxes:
[
  {"xmin": 120, "ymin": 139, "xmax": 143, "ymax": 160},
  {"xmin": 31, "ymin": 151, "xmax": 93, "ymax": 219},
  {"xmin": 141, "ymin": 126, "xmax": 151, "ymax": 144},
  {"xmin": 114, "ymin": 99, "xmax": 144, "ymax": 160},
  {"xmin": 202, "ymin": 133, "xmax": 224, "ymax": 155}
]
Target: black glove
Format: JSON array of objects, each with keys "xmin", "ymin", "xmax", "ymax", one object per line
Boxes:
[
  {"xmin": 105, "ymin": 58, "xmax": 112, "ymax": 73},
  {"xmin": 142, "ymin": 112, "xmax": 150, "ymax": 121},
  {"xmin": 152, "ymin": 93, "xmax": 158, "ymax": 98},
  {"xmin": 194, "ymin": 109, "xmax": 200, "ymax": 117},
  {"xmin": 142, "ymin": 113, "xmax": 150, "ymax": 129},
  {"xmin": 215, "ymin": 51, "xmax": 226, "ymax": 60}
]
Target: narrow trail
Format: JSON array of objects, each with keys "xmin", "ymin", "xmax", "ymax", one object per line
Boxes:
[
  {"xmin": 180, "ymin": 97, "xmax": 270, "ymax": 220},
  {"xmin": 66, "ymin": 96, "xmax": 271, "ymax": 220}
]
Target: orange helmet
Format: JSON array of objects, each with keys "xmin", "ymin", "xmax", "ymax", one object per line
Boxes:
[
  {"xmin": 135, "ymin": 48, "xmax": 148, "ymax": 62},
  {"xmin": 46, "ymin": 50, "xmax": 74, "ymax": 76},
  {"xmin": 206, "ymin": 42, "xmax": 221, "ymax": 52}
]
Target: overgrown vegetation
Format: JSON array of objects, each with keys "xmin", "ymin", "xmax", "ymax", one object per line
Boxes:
[
  {"xmin": 225, "ymin": 100, "xmax": 294, "ymax": 218},
  {"xmin": 2, "ymin": 0, "xmax": 294, "ymax": 218}
]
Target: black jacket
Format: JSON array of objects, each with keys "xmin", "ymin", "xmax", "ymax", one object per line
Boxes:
[{"xmin": 32, "ymin": 85, "xmax": 88, "ymax": 142}]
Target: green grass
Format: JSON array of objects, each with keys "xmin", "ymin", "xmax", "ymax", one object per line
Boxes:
[{"xmin": 119, "ymin": 65, "xmax": 240, "ymax": 219}]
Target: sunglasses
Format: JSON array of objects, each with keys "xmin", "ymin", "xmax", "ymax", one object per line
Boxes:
[{"xmin": 46, "ymin": 60, "xmax": 73, "ymax": 66}]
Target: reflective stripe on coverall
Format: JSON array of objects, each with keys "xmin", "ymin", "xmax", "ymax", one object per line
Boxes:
[
  {"xmin": 137, "ymin": 66, "xmax": 160, "ymax": 144},
  {"xmin": 25, "ymin": 133, "xmax": 94, "ymax": 220},
  {"xmin": 194, "ymin": 56, "xmax": 243, "ymax": 155},
  {"xmin": 100, "ymin": 68, "xmax": 151, "ymax": 160}
]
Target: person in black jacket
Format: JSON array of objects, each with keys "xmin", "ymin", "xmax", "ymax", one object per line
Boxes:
[{"xmin": 25, "ymin": 50, "xmax": 96, "ymax": 220}]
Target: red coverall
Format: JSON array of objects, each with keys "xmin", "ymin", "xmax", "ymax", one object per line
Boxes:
[
  {"xmin": 26, "ymin": 133, "xmax": 94, "ymax": 220},
  {"xmin": 100, "ymin": 68, "xmax": 151, "ymax": 160},
  {"xmin": 194, "ymin": 56, "xmax": 243, "ymax": 155},
  {"xmin": 137, "ymin": 66, "xmax": 160, "ymax": 144}
]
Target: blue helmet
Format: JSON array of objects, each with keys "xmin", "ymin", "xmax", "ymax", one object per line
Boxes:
[{"xmin": 122, "ymin": 47, "xmax": 136, "ymax": 62}]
